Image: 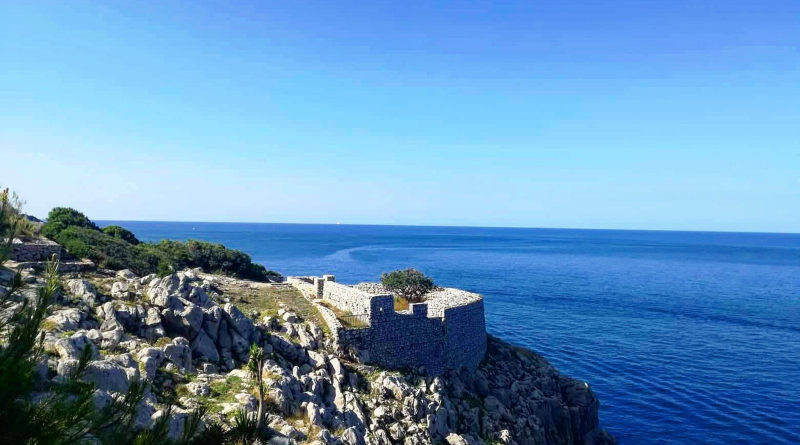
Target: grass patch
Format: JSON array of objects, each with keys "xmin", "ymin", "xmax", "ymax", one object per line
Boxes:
[
  {"xmin": 209, "ymin": 375, "xmax": 245, "ymax": 403},
  {"xmin": 393, "ymin": 296, "xmax": 409, "ymax": 312},
  {"xmin": 215, "ymin": 283, "xmax": 331, "ymax": 337},
  {"xmin": 154, "ymin": 337, "xmax": 172, "ymax": 348}
]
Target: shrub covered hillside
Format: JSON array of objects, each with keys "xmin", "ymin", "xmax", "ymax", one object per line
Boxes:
[{"xmin": 40, "ymin": 208, "xmax": 281, "ymax": 281}]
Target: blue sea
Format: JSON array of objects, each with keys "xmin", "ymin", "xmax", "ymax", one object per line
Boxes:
[{"xmin": 100, "ymin": 222, "xmax": 800, "ymax": 444}]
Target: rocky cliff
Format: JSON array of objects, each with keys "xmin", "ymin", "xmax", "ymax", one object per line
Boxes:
[{"xmin": 1, "ymin": 264, "xmax": 615, "ymax": 445}]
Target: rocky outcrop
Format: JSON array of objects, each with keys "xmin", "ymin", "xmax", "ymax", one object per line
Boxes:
[{"xmin": 5, "ymin": 265, "xmax": 614, "ymax": 445}]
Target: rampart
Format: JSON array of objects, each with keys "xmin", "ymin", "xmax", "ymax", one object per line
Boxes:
[{"xmin": 288, "ymin": 275, "xmax": 487, "ymax": 375}]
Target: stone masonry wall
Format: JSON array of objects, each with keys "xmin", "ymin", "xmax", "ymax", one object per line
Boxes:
[
  {"xmin": 322, "ymin": 281, "xmax": 379, "ymax": 317},
  {"xmin": 10, "ymin": 238, "xmax": 63, "ymax": 262},
  {"xmin": 366, "ymin": 296, "xmax": 448, "ymax": 374},
  {"xmin": 442, "ymin": 300, "xmax": 487, "ymax": 371},
  {"xmin": 289, "ymin": 276, "xmax": 487, "ymax": 375}
]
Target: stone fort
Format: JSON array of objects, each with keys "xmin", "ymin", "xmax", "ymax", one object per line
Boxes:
[{"xmin": 287, "ymin": 275, "xmax": 487, "ymax": 376}]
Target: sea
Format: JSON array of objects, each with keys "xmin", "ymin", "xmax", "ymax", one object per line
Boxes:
[{"xmin": 99, "ymin": 221, "xmax": 800, "ymax": 444}]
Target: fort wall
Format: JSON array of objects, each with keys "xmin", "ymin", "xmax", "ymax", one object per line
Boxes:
[{"xmin": 288, "ymin": 275, "xmax": 487, "ymax": 375}]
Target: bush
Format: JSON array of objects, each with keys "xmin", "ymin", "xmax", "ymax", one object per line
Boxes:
[
  {"xmin": 380, "ymin": 268, "xmax": 435, "ymax": 303},
  {"xmin": 40, "ymin": 206, "xmax": 280, "ymax": 281},
  {"xmin": 40, "ymin": 207, "xmax": 99, "ymax": 239},
  {"xmin": 103, "ymin": 225, "xmax": 140, "ymax": 245},
  {"xmin": 136, "ymin": 240, "xmax": 280, "ymax": 281},
  {"xmin": 55, "ymin": 226, "xmax": 151, "ymax": 271}
]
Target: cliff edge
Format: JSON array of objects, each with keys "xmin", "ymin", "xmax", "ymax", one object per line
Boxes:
[{"xmin": 1, "ymin": 258, "xmax": 615, "ymax": 445}]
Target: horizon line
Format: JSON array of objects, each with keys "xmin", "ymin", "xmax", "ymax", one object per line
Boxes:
[{"xmin": 93, "ymin": 218, "xmax": 800, "ymax": 236}]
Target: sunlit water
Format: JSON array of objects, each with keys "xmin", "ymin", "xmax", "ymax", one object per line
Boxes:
[{"xmin": 101, "ymin": 222, "xmax": 800, "ymax": 444}]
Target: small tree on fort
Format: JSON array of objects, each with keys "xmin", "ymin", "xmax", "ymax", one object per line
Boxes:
[{"xmin": 380, "ymin": 268, "xmax": 435, "ymax": 303}]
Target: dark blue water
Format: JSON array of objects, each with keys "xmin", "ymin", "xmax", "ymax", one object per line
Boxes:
[{"xmin": 101, "ymin": 221, "xmax": 800, "ymax": 444}]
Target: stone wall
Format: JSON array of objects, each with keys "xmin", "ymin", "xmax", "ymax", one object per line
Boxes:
[
  {"xmin": 322, "ymin": 280, "xmax": 381, "ymax": 317},
  {"xmin": 366, "ymin": 297, "xmax": 448, "ymax": 374},
  {"xmin": 10, "ymin": 238, "xmax": 63, "ymax": 262},
  {"xmin": 442, "ymin": 300, "xmax": 487, "ymax": 371},
  {"xmin": 286, "ymin": 277, "xmax": 316, "ymax": 298},
  {"xmin": 288, "ymin": 276, "xmax": 487, "ymax": 375}
]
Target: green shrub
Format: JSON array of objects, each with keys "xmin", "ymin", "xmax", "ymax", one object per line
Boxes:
[
  {"xmin": 55, "ymin": 226, "xmax": 151, "ymax": 272},
  {"xmin": 230, "ymin": 409, "xmax": 258, "ymax": 443},
  {"xmin": 40, "ymin": 206, "xmax": 280, "ymax": 281},
  {"xmin": 40, "ymin": 207, "xmax": 99, "ymax": 239},
  {"xmin": 380, "ymin": 268, "xmax": 435, "ymax": 303},
  {"xmin": 136, "ymin": 240, "xmax": 280, "ymax": 281},
  {"xmin": 102, "ymin": 225, "xmax": 140, "ymax": 245}
]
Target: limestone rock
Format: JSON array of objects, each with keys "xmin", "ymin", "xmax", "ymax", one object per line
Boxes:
[
  {"xmin": 55, "ymin": 332, "xmax": 96, "ymax": 360},
  {"xmin": 116, "ymin": 269, "xmax": 137, "ymax": 280},
  {"xmin": 45, "ymin": 308, "xmax": 83, "ymax": 332},
  {"xmin": 191, "ymin": 329, "xmax": 220, "ymax": 362},
  {"xmin": 163, "ymin": 338, "xmax": 192, "ymax": 372},
  {"xmin": 223, "ymin": 303, "xmax": 255, "ymax": 343},
  {"xmin": 66, "ymin": 279, "xmax": 100, "ymax": 306},
  {"xmin": 186, "ymin": 381, "xmax": 211, "ymax": 397},
  {"xmin": 83, "ymin": 360, "xmax": 130, "ymax": 393}
]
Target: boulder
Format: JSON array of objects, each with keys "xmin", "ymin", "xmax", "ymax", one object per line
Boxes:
[
  {"xmin": 57, "ymin": 358, "xmax": 80, "ymax": 377},
  {"xmin": 306, "ymin": 402, "xmax": 324, "ymax": 426},
  {"xmin": 202, "ymin": 306, "xmax": 223, "ymax": 341},
  {"xmin": 307, "ymin": 350, "xmax": 326, "ymax": 369},
  {"xmin": 55, "ymin": 332, "xmax": 96, "ymax": 360},
  {"xmin": 341, "ymin": 427, "xmax": 365, "ymax": 445},
  {"xmin": 83, "ymin": 360, "xmax": 130, "ymax": 393},
  {"xmin": 163, "ymin": 338, "xmax": 192, "ymax": 372},
  {"xmin": 161, "ymin": 299, "xmax": 204, "ymax": 340},
  {"xmin": 191, "ymin": 329, "xmax": 220, "ymax": 363},
  {"xmin": 111, "ymin": 281, "xmax": 132, "ymax": 300},
  {"xmin": 223, "ymin": 303, "xmax": 255, "ymax": 342},
  {"xmin": 186, "ymin": 381, "xmax": 211, "ymax": 397},
  {"xmin": 45, "ymin": 308, "xmax": 83, "ymax": 332},
  {"xmin": 446, "ymin": 434, "xmax": 482, "ymax": 445},
  {"xmin": 66, "ymin": 279, "xmax": 100, "ymax": 306},
  {"xmin": 138, "ymin": 347, "xmax": 164, "ymax": 380},
  {"xmin": 116, "ymin": 269, "xmax": 137, "ymax": 280}
]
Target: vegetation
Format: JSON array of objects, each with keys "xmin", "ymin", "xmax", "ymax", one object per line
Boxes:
[
  {"xmin": 40, "ymin": 207, "xmax": 99, "ymax": 239},
  {"xmin": 380, "ymin": 268, "xmax": 435, "ymax": 303},
  {"xmin": 217, "ymin": 282, "xmax": 330, "ymax": 337},
  {"xmin": 1, "ymin": 187, "xmax": 37, "ymax": 260},
  {"xmin": 393, "ymin": 296, "xmax": 410, "ymax": 312},
  {"xmin": 247, "ymin": 344, "xmax": 267, "ymax": 431},
  {"xmin": 40, "ymin": 207, "xmax": 280, "ymax": 281},
  {"xmin": 102, "ymin": 225, "xmax": 140, "ymax": 245}
]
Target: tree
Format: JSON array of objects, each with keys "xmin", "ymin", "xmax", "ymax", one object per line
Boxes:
[
  {"xmin": 380, "ymin": 268, "xmax": 435, "ymax": 303},
  {"xmin": 247, "ymin": 343, "xmax": 267, "ymax": 432}
]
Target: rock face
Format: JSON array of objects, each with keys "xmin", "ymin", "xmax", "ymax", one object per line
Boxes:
[{"xmin": 10, "ymin": 266, "xmax": 615, "ymax": 445}]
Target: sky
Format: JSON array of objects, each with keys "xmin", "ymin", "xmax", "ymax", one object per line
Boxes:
[{"xmin": 1, "ymin": 1, "xmax": 798, "ymax": 232}]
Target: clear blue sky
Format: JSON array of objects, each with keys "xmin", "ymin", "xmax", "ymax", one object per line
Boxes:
[{"xmin": 2, "ymin": 1, "xmax": 798, "ymax": 232}]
